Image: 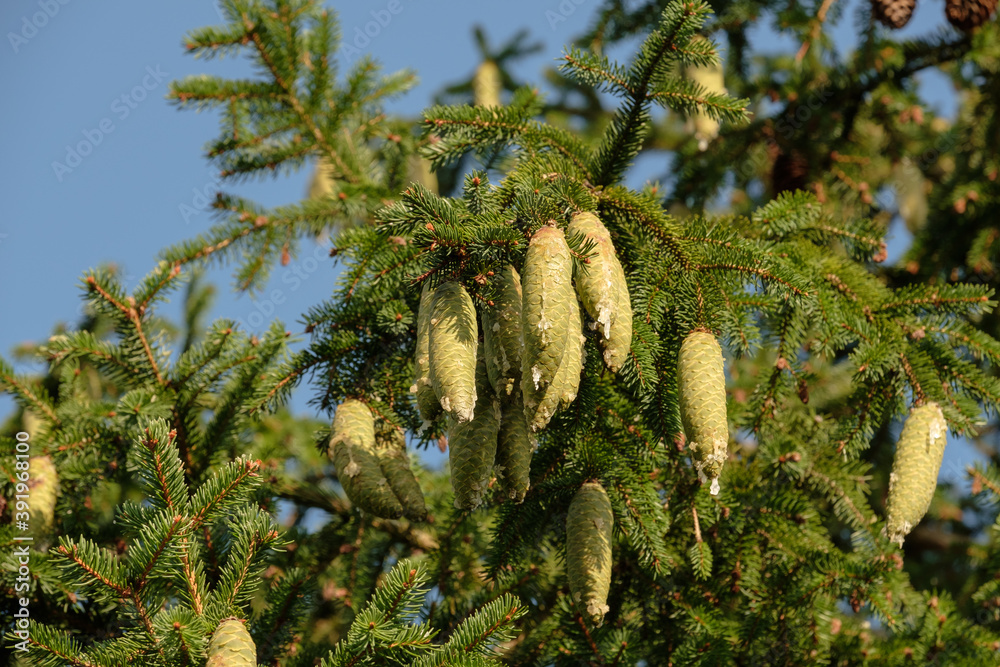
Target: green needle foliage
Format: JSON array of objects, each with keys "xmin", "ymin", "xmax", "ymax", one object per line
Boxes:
[{"xmin": 5, "ymin": 0, "xmax": 1000, "ymax": 664}]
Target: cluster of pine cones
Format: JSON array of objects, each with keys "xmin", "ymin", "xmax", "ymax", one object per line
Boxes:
[{"xmin": 872, "ymin": 0, "xmax": 996, "ymax": 30}]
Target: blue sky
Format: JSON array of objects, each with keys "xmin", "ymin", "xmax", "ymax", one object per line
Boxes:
[{"xmin": 0, "ymin": 0, "xmax": 972, "ymax": 476}]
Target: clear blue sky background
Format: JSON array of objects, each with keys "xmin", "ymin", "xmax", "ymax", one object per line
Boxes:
[{"xmin": 0, "ymin": 0, "xmax": 973, "ymax": 479}]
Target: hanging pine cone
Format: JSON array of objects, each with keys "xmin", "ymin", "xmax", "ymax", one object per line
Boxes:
[
  {"xmin": 429, "ymin": 281, "xmax": 479, "ymax": 424},
  {"xmin": 473, "ymin": 60, "xmax": 502, "ymax": 108},
  {"xmin": 496, "ymin": 386, "xmax": 534, "ymax": 502},
  {"xmin": 946, "ymin": 0, "xmax": 997, "ymax": 31},
  {"xmin": 871, "ymin": 0, "xmax": 916, "ymax": 29},
  {"xmin": 483, "ymin": 266, "xmax": 523, "ymax": 400},
  {"xmin": 449, "ymin": 348, "xmax": 501, "ymax": 510},
  {"xmin": 375, "ymin": 424, "xmax": 427, "ymax": 522},
  {"xmin": 521, "ymin": 225, "xmax": 578, "ymax": 431},
  {"xmin": 885, "ymin": 402, "xmax": 947, "ymax": 547},
  {"xmin": 678, "ymin": 331, "xmax": 729, "ymax": 494},
  {"xmin": 206, "ymin": 618, "xmax": 256, "ymax": 667},
  {"xmin": 28, "ymin": 455, "xmax": 59, "ymax": 538},
  {"xmin": 328, "ymin": 400, "xmax": 404, "ymax": 519},
  {"xmin": 566, "ymin": 482, "xmax": 613, "ymax": 627},
  {"xmin": 771, "ymin": 149, "xmax": 809, "ymax": 196},
  {"xmin": 568, "ymin": 211, "xmax": 633, "ymax": 373},
  {"xmin": 411, "ymin": 283, "xmax": 442, "ymax": 424}
]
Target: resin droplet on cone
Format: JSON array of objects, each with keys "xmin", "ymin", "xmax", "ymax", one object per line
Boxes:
[
  {"xmin": 885, "ymin": 402, "xmax": 947, "ymax": 546},
  {"xmin": 678, "ymin": 331, "xmax": 729, "ymax": 492},
  {"xmin": 566, "ymin": 482, "xmax": 613, "ymax": 627}
]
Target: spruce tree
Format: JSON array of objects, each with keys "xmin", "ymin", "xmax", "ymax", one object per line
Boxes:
[{"xmin": 3, "ymin": 0, "xmax": 1000, "ymax": 664}]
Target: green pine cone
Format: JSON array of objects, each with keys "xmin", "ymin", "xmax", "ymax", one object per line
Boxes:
[
  {"xmin": 678, "ymin": 331, "xmax": 728, "ymax": 492},
  {"xmin": 413, "ymin": 283, "xmax": 442, "ymax": 424},
  {"xmin": 496, "ymin": 387, "xmax": 534, "ymax": 502},
  {"xmin": 566, "ymin": 482, "xmax": 613, "ymax": 627},
  {"xmin": 329, "ymin": 400, "xmax": 404, "ymax": 519},
  {"xmin": 376, "ymin": 425, "xmax": 428, "ymax": 522},
  {"xmin": 521, "ymin": 225, "xmax": 576, "ymax": 431},
  {"xmin": 473, "ymin": 60, "xmax": 501, "ymax": 108},
  {"xmin": 429, "ymin": 281, "xmax": 479, "ymax": 423},
  {"xmin": 885, "ymin": 402, "xmax": 947, "ymax": 547},
  {"xmin": 567, "ymin": 211, "xmax": 633, "ymax": 373},
  {"xmin": 449, "ymin": 348, "xmax": 500, "ymax": 510},
  {"xmin": 29, "ymin": 455, "xmax": 59, "ymax": 537},
  {"xmin": 206, "ymin": 618, "xmax": 256, "ymax": 667},
  {"xmin": 534, "ymin": 293, "xmax": 586, "ymax": 427},
  {"xmin": 483, "ymin": 266, "xmax": 523, "ymax": 400}
]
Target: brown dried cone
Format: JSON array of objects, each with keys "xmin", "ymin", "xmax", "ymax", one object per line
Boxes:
[
  {"xmin": 946, "ymin": 0, "xmax": 997, "ymax": 31},
  {"xmin": 871, "ymin": 0, "xmax": 916, "ymax": 29},
  {"xmin": 677, "ymin": 331, "xmax": 728, "ymax": 494},
  {"xmin": 885, "ymin": 402, "xmax": 947, "ymax": 547},
  {"xmin": 521, "ymin": 226, "xmax": 578, "ymax": 431},
  {"xmin": 567, "ymin": 212, "xmax": 633, "ymax": 373},
  {"xmin": 771, "ymin": 149, "xmax": 809, "ymax": 196},
  {"xmin": 495, "ymin": 387, "xmax": 534, "ymax": 502},
  {"xmin": 328, "ymin": 400, "xmax": 404, "ymax": 519},
  {"xmin": 411, "ymin": 283, "xmax": 442, "ymax": 424},
  {"xmin": 28, "ymin": 455, "xmax": 59, "ymax": 539},
  {"xmin": 429, "ymin": 281, "xmax": 478, "ymax": 423},
  {"xmin": 566, "ymin": 482, "xmax": 613, "ymax": 627},
  {"xmin": 483, "ymin": 266, "xmax": 523, "ymax": 400},
  {"xmin": 206, "ymin": 618, "xmax": 256, "ymax": 667},
  {"xmin": 449, "ymin": 348, "xmax": 501, "ymax": 509},
  {"xmin": 473, "ymin": 60, "xmax": 502, "ymax": 108},
  {"xmin": 375, "ymin": 424, "xmax": 428, "ymax": 522}
]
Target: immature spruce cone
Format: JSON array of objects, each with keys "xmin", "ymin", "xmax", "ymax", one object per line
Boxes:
[
  {"xmin": 329, "ymin": 400, "xmax": 404, "ymax": 519},
  {"xmin": 28, "ymin": 455, "xmax": 59, "ymax": 537},
  {"xmin": 429, "ymin": 281, "xmax": 478, "ymax": 423},
  {"xmin": 496, "ymin": 387, "xmax": 534, "ymax": 502},
  {"xmin": 946, "ymin": 0, "xmax": 997, "ymax": 31},
  {"xmin": 885, "ymin": 402, "xmax": 947, "ymax": 546},
  {"xmin": 568, "ymin": 211, "xmax": 633, "ymax": 373},
  {"xmin": 473, "ymin": 60, "xmax": 502, "ymax": 108},
  {"xmin": 681, "ymin": 36, "xmax": 726, "ymax": 151},
  {"xmin": 206, "ymin": 618, "xmax": 256, "ymax": 667},
  {"xmin": 771, "ymin": 149, "xmax": 809, "ymax": 196},
  {"xmin": 483, "ymin": 266, "xmax": 523, "ymax": 400},
  {"xmin": 375, "ymin": 425, "xmax": 427, "ymax": 522},
  {"xmin": 307, "ymin": 156, "xmax": 335, "ymax": 200},
  {"xmin": 871, "ymin": 0, "xmax": 916, "ymax": 29},
  {"xmin": 566, "ymin": 482, "xmax": 613, "ymax": 627},
  {"xmin": 412, "ymin": 283, "xmax": 442, "ymax": 424},
  {"xmin": 449, "ymin": 348, "xmax": 501, "ymax": 510},
  {"xmin": 521, "ymin": 226, "xmax": 577, "ymax": 431},
  {"xmin": 678, "ymin": 331, "xmax": 728, "ymax": 493}
]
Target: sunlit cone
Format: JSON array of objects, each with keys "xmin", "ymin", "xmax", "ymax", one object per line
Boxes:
[
  {"xmin": 473, "ymin": 60, "xmax": 502, "ymax": 108},
  {"xmin": 206, "ymin": 618, "xmax": 256, "ymax": 667},
  {"xmin": 375, "ymin": 425, "xmax": 427, "ymax": 522},
  {"xmin": 521, "ymin": 226, "xmax": 577, "ymax": 431},
  {"xmin": 328, "ymin": 400, "xmax": 404, "ymax": 519},
  {"xmin": 449, "ymin": 348, "xmax": 500, "ymax": 510},
  {"xmin": 539, "ymin": 293, "xmax": 585, "ymax": 420},
  {"xmin": 307, "ymin": 156, "xmax": 335, "ymax": 200},
  {"xmin": 429, "ymin": 281, "xmax": 478, "ymax": 423},
  {"xmin": 566, "ymin": 482, "xmax": 613, "ymax": 627},
  {"xmin": 871, "ymin": 0, "xmax": 916, "ymax": 28},
  {"xmin": 29, "ymin": 455, "xmax": 59, "ymax": 537},
  {"xmin": 885, "ymin": 402, "xmax": 947, "ymax": 547},
  {"xmin": 678, "ymin": 331, "xmax": 728, "ymax": 493},
  {"xmin": 483, "ymin": 266, "xmax": 523, "ymax": 400},
  {"xmin": 412, "ymin": 283, "xmax": 442, "ymax": 423},
  {"xmin": 945, "ymin": 0, "xmax": 997, "ymax": 30},
  {"xmin": 496, "ymin": 387, "xmax": 534, "ymax": 502},
  {"xmin": 894, "ymin": 159, "xmax": 929, "ymax": 233},
  {"xmin": 567, "ymin": 212, "xmax": 633, "ymax": 373},
  {"xmin": 682, "ymin": 36, "xmax": 725, "ymax": 152}
]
